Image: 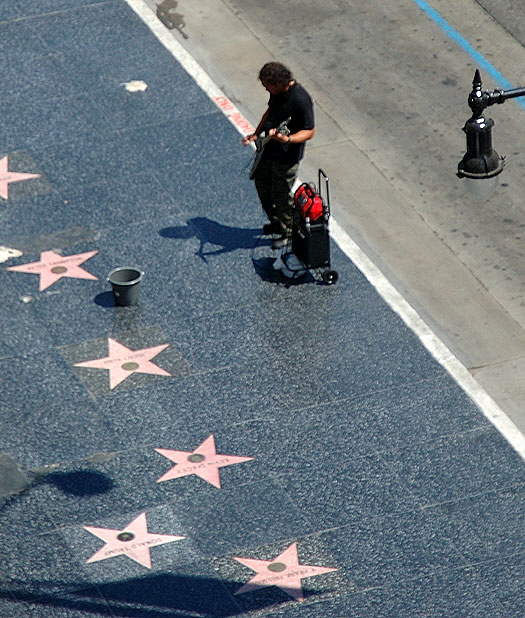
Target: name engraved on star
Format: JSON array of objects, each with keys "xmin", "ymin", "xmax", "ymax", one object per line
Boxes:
[
  {"xmin": 22, "ymin": 257, "xmax": 74, "ymax": 273},
  {"xmin": 46, "ymin": 256, "xmax": 81, "ymax": 270},
  {"xmin": 21, "ymin": 264, "xmax": 39, "ymax": 272},
  {"xmin": 101, "ymin": 358, "xmax": 120, "ymax": 366},
  {"xmin": 213, "ymin": 457, "xmax": 232, "ymax": 466},
  {"xmin": 177, "ymin": 456, "xmax": 235, "ymax": 475},
  {"xmin": 105, "ymin": 546, "xmax": 131, "ymax": 557},
  {"xmin": 100, "ymin": 353, "xmax": 147, "ymax": 367},
  {"xmin": 103, "ymin": 536, "xmax": 167, "ymax": 556},
  {"xmin": 177, "ymin": 463, "xmax": 204, "ymax": 474},
  {"xmin": 257, "ymin": 567, "xmax": 320, "ymax": 586}
]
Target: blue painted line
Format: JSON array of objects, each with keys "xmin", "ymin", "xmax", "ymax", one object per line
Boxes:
[{"xmin": 412, "ymin": 0, "xmax": 525, "ymax": 109}]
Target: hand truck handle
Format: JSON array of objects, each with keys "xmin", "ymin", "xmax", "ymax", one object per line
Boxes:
[{"xmin": 318, "ymin": 168, "xmax": 330, "ymax": 214}]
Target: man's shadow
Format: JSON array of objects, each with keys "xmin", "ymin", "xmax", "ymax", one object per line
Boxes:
[
  {"xmin": 160, "ymin": 217, "xmax": 270, "ymax": 262},
  {"xmin": 160, "ymin": 217, "xmax": 311, "ymax": 285}
]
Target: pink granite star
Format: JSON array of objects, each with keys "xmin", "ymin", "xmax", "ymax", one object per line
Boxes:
[
  {"xmin": 6, "ymin": 249, "xmax": 98, "ymax": 291},
  {"xmin": 234, "ymin": 542, "xmax": 338, "ymax": 602},
  {"xmin": 155, "ymin": 434, "xmax": 254, "ymax": 488},
  {"xmin": 84, "ymin": 512, "xmax": 185, "ymax": 568},
  {"xmin": 74, "ymin": 338, "xmax": 171, "ymax": 389},
  {"xmin": 0, "ymin": 155, "xmax": 41, "ymax": 199}
]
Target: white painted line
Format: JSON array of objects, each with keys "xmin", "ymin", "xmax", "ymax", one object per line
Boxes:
[
  {"xmin": 124, "ymin": 0, "xmax": 254, "ymax": 135},
  {"xmin": 330, "ymin": 220, "xmax": 525, "ymax": 458},
  {"xmin": 124, "ymin": 0, "xmax": 525, "ymax": 460}
]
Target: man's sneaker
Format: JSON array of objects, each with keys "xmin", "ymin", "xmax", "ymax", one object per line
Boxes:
[
  {"xmin": 263, "ymin": 223, "xmax": 280, "ymax": 235},
  {"xmin": 272, "ymin": 236, "xmax": 291, "ymax": 250}
]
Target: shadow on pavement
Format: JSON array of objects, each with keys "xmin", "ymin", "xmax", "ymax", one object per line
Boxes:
[
  {"xmin": 1, "ymin": 570, "xmax": 330, "ymax": 617},
  {"xmin": 160, "ymin": 217, "xmax": 270, "ymax": 262}
]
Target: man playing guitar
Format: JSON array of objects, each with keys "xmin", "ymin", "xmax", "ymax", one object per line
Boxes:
[{"xmin": 243, "ymin": 62, "xmax": 315, "ymax": 250}]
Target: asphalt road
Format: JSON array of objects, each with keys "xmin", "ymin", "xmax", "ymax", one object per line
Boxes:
[{"xmin": 476, "ymin": 0, "xmax": 525, "ymax": 44}]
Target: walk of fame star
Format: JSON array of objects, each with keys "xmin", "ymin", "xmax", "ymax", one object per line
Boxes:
[
  {"xmin": 84, "ymin": 512, "xmax": 185, "ymax": 568},
  {"xmin": 234, "ymin": 542, "xmax": 338, "ymax": 602},
  {"xmin": 0, "ymin": 155, "xmax": 41, "ymax": 200},
  {"xmin": 155, "ymin": 434, "xmax": 254, "ymax": 488},
  {"xmin": 74, "ymin": 338, "xmax": 171, "ymax": 389},
  {"xmin": 6, "ymin": 249, "xmax": 98, "ymax": 291}
]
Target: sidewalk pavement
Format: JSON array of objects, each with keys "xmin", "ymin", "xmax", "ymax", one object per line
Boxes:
[{"xmin": 0, "ymin": 1, "xmax": 524, "ymax": 616}]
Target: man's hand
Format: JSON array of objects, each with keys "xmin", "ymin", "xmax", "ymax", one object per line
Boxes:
[
  {"xmin": 242, "ymin": 133, "xmax": 258, "ymax": 146},
  {"xmin": 269, "ymin": 128, "xmax": 290, "ymax": 143}
]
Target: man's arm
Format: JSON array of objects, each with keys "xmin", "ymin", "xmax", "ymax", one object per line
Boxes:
[{"xmin": 271, "ymin": 127, "xmax": 315, "ymax": 144}]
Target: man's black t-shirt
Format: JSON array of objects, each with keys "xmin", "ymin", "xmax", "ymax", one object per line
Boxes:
[{"xmin": 263, "ymin": 82, "xmax": 315, "ymax": 165}]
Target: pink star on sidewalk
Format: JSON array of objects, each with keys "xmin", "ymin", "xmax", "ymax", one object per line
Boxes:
[
  {"xmin": 234, "ymin": 542, "xmax": 338, "ymax": 602},
  {"xmin": 155, "ymin": 434, "xmax": 254, "ymax": 488},
  {"xmin": 7, "ymin": 249, "xmax": 98, "ymax": 291},
  {"xmin": 84, "ymin": 512, "xmax": 185, "ymax": 568},
  {"xmin": 74, "ymin": 338, "xmax": 171, "ymax": 389},
  {"xmin": 0, "ymin": 155, "xmax": 41, "ymax": 199}
]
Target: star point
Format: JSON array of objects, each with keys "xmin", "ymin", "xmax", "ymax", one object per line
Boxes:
[
  {"xmin": 234, "ymin": 542, "xmax": 338, "ymax": 602},
  {"xmin": 7, "ymin": 249, "xmax": 98, "ymax": 290},
  {"xmin": 155, "ymin": 434, "xmax": 254, "ymax": 488},
  {"xmin": 0, "ymin": 155, "xmax": 41, "ymax": 200},
  {"xmin": 84, "ymin": 512, "xmax": 185, "ymax": 568},
  {"xmin": 74, "ymin": 337, "xmax": 171, "ymax": 389}
]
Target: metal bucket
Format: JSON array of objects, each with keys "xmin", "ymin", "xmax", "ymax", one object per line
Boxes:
[{"xmin": 108, "ymin": 267, "xmax": 144, "ymax": 306}]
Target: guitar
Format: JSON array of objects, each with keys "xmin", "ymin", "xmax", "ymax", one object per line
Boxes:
[{"xmin": 249, "ymin": 117, "xmax": 291, "ymax": 179}]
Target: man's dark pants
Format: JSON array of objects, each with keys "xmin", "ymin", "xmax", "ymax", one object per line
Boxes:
[{"xmin": 254, "ymin": 157, "xmax": 299, "ymax": 237}]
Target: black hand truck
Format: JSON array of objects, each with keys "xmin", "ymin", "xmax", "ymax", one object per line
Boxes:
[{"xmin": 291, "ymin": 168, "xmax": 338, "ymax": 284}]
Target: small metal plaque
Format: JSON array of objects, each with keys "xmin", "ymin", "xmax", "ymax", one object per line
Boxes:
[
  {"xmin": 121, "ymin": 361, "xmax": 140, "ymax": 371},
  {"xmin": 117, "ymin": 532, "xmax": 135, "ymax": 542},
  {"xmin": 51, "ymin": 266, "xmax": 68, "ymax": 274},
  {"xmin": 268, "ymin": 562, "xmax": 287, "ymax": 573},
  {"xmin": 188, "ymin": 453, "xmax": 205, "ymax": 463}
]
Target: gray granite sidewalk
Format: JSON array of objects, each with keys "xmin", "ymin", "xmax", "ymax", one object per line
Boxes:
[{"xmin": 0, "ymin": 1, "xmax": 524, "ymax": 616}]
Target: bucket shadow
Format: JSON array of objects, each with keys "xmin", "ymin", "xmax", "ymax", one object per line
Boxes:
[{"xmin": 94, "ymin": 291, "xmax": 115, "ymax": 307}]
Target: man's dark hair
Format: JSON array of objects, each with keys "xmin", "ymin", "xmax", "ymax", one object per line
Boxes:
[{"xmin": 258, "ymin": 62, "xmax": 293, "ymax": 87}]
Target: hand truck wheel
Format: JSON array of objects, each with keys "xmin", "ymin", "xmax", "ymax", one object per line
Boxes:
[{"xmin": 322, "ymin": 270, "xmax": 338, "ymax": 285}]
